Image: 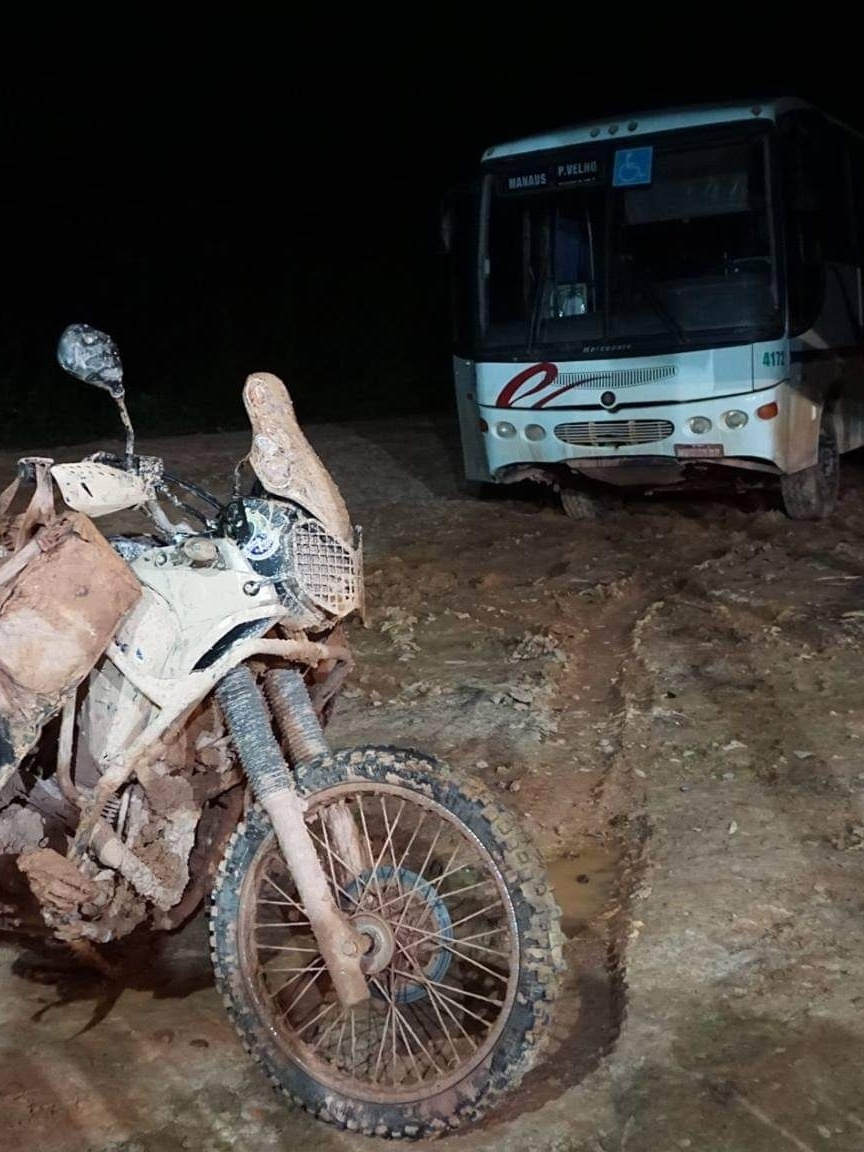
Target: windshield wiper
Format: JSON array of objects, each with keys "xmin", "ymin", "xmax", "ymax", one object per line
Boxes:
[
  {"xmin": 527, "ymin": 248, "xmax": 551, "ymax": 354},
  {"xmin": 631, "ymin": 267, "xmax": 690, "ymax": 346}
]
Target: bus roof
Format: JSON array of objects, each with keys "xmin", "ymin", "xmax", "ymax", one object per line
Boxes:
[{"xmin": 481, "ymin": 98, "xmax": 811, "ymax": 162}]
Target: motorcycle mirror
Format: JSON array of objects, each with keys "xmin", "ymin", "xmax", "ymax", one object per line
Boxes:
[
  {"xmin": 57, "ymin": 324, "xmax": 125, "ymax": 398},
  {"xmin": 57, "ymin": 323, "xmax": 136, "ymax": 466}
]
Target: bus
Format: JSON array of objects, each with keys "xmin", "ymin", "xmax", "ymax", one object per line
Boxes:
[{"xmin": 443, "ymin": 98, "xmax": 864, "ymax": 519}]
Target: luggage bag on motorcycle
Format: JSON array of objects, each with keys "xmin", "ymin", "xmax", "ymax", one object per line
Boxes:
[{"xmin": 0, "ymin": 473, "xmax": 141, "ymax": 790}]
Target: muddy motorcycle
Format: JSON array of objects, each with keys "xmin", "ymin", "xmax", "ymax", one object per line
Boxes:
[{"xmin": 0, "ymin": 325, "xmax": 564, "ymax": 1137}]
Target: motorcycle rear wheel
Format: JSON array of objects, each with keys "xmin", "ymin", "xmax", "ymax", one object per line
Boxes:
[{"xmin": 210, "ymin": 746, "xmax": 564, "ymax": 1138}]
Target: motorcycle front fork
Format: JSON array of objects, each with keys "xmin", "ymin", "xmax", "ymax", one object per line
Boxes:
[{"xmin": 216, "ymin": 665, "xmax": 371, "ymax": 1007}]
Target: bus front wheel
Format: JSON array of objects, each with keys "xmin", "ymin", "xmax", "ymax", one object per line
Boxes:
[
  {"xmin": 561, "ymin": 488, "xmax": 602, "ymax": 520},
  {"xmin": 560, "ymin": 485, "xmax": 623, "ymax": 520},
  {"xmin": 780, "ymin": 414, "xmax": 839, "ymax": 521}
]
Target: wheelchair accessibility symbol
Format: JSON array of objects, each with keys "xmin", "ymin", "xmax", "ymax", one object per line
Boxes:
[{"xmin": 612, "ymin": 146, "xmax": 653, "ymax": 187}]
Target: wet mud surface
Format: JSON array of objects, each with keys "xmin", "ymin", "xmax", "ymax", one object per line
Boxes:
[{"xmin": 3, "ymin": 417, "xmax": 864, "ymax": 1150}]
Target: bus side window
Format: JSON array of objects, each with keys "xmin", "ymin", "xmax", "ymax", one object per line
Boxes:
[
  {"xmin": 783, "ymin": 110, "xmax": 859, "ymax": 337},
  {"xmin": 782, "ymin": 115, "xmax": 827, "ymax": 331}
]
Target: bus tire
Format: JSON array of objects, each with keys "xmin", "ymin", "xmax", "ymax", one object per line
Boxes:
[
  {"xmin": 561, "ymin": 487, "xmax": 623, "ymax": 520},
  {"xmin": 561, "ymin": 489, "xmax": 601, "ymax": 520},
  {"xmin": 780, "ymin": 414, "xmax": 839, "ymax": 521}
]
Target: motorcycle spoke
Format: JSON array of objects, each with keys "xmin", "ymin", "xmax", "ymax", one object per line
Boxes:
[
  {"xmin": 372, "ymin": 852, "xmax": 474, "ymax": 918},
  {"xmin": 280, "ymin": 965, "xmax": 328, "ymax": 1018},
  {"xmin": 370, "ymin": 977, "xmax": 445, "ymax": 1075},
  {"xmin": 400, "ymin": 922, "xmax": 510, "ymax": 961},
  {"xmin": 295, "ymin": 999, "xmax": 338, "ymax": 1039},
  {"xmin": 268, "ymin": 962, "xmax": 326, "ymax": 1000},
  {"xmin": 393, "ymin": 810, "xmax": 426, "ymax": 882},
  {"xmin": 258, "ymin": 918, "xmax": 311, "ymax": 930},
  {"xmin": 393, "ymin": 842, "xmax": 462, "ymax": 939},
  {"xmin": 380, "ymin": 797, "xmax": 406, "ymax": 892},
  {"xmin": 393, "ymin": 1008, "xmax": 423, "ymax": 1084},
  {"xmin": 334, "ymin": 1011, "xmax": 348, "ymax": 1066},
  {"xmin": 310, "ymin": 1005, "xmax": 348, "ymax": 1054},
  {"xmin": 424, "ymin": 984, "xmax": 494, "ymax": 1031},
  {"xmin": 396, "ymin": 950, "xmax": 495, "ymax": 1032},
  {"xmin": 399, "ymin": 923, "xmax": 509, "ymax": 958},
  {"xmin": 418, "ymin": 875, "xmax": 496, "ymax": 905},
  {"xmin": 267, "ymin": 962, "xmax": 328, "ymax": 974},
  {"xmin": 305, "ymin": 823, "xmax": 361, "ymax": 907},
  {"xmin": 354, "ymin": 796, "xmax": 388, "ymax": 909},
  {"xmin": 411, "ymin": 897, "xmax": 505, "ymax": 943},
  {"xmin": 394, "ymin": 957, "xmax": 479, "ymax": 1053},
  {"xmin": 261, "ymin": 874, "xmax": 305, "ymax": 913},
  {"xmin": 398, "ymin": 928, "xmax": 511, "ymax": 983},
  {"xmin": 436, "ymin": 940, "xmax": 510, "ymax": 983},
  {"xmin": 389, "ymin": 826, "xmax": 445, "ymax": 929},
  {"xmin": 390, "ymin": 977, "xmax": 399, "ymax": 1084},
  {"xmin": 318, "ymin": 814, "xmax": 344, "ymax": 905},
  {"xmin": 372, "ymin": 1002, "xmax": 393, "ymax": 1083},
  {"xmin": 394, "ymin": 968, "xmax": 504, "ymax": 1008},
  {"xmin": 403, "ymin": 966, "xmax": 461, "ymax": 1065}
]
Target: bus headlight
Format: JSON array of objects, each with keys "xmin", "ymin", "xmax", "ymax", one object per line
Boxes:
[
  {"xmin": 496, "ymin": 421, "xmax": 517, "ymax": 438},
  {"xmin": 723, "ymin": 410, "xmax": 748, "ymax": 429},
  {"xmin": 524, "ymin": 424, "xmax": 546, "ymax": 441},
  {"xmin": 688, "ymin": 416, "xmax": 712, "ymax": 434}
]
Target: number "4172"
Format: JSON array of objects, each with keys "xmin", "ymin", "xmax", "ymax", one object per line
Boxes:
[{"xmin": 762, "ymin": 350, "xmax": 786, "ymax": 367}]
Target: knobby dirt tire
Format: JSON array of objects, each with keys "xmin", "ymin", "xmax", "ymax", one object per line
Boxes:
[{"xmin": 210, "ymin": 746, "xmax": 564, "ymax": 1138}]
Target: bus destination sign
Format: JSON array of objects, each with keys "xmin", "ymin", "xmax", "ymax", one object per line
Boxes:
[{"xmin": 499, "ymin": 152, "xmax": 605, "ymax": 194}]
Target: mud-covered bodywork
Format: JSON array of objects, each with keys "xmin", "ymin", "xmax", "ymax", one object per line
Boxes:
[
  {"xmin": 243, "ymin": 372, "xmax": 364, "ymax": 621},
  {"xmin": 0, "ymin": 370, "xmax": 365, "ymax": 948},
  {"xmin": 244, "ymin": 373, "xmax": 354, "ymax": 547},
  {"xmin": 0, "ymin": 462, "xmax": 140, "ymax": 794}
]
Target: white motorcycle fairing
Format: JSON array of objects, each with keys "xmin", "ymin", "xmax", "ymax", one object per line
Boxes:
[{"xmin": 51, "ymin": 460, "xmax": 157, "ymax": 518}]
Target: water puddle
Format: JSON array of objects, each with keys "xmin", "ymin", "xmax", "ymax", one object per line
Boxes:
[{"xmin": 547, "ymin": 843, "xmax": 621, "ymax": 937}]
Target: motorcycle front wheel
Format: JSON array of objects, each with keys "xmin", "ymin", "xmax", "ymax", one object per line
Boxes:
[{"xmin": 210, "ymin": 746, "xmax": 564, "ymax": 1138}]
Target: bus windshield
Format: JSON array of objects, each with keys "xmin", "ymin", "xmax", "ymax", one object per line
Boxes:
[{"xmin": 481, "ymin": 129, "xmax": 781, "ymax": 355}]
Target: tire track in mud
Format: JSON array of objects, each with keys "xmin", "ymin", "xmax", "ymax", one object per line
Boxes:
[
  {"xmin": 446, "ymin": 526, "xmax": 749, "ymax": 1138},
  {"xmin": 477, "ymin": 576, "xmax": 648, "ymax": 1130},
  {"xmin": 570, "ymin": 519, "xmax": 864, "ymax": 1152}
]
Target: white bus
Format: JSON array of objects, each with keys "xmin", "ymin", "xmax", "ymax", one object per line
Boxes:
[{"xmin": 444, "ymin": 98, "xmax": 864, "ymax": 519}]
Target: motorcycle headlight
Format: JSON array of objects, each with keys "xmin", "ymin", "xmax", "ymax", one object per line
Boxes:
[
  {"xmin": 237, "ymin": 498, "xmax": 364, "ymax": 620},
  {"xmin": 292, "ymin": 519, "xmax": 363, "ymax": 618}
]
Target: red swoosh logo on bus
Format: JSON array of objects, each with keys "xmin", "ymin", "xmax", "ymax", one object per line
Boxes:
[
  {"xmin": 496, "ymin": 363, "xmax": 609, "ymax": 408},
  {"xmin": 496, "ymin": 363, "xmax": 558, "ymax": 407}
]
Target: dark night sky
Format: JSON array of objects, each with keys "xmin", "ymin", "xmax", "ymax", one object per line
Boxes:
[{"xmin": 2, "ymin": 27, "xmax": 863, "ymax": 446}]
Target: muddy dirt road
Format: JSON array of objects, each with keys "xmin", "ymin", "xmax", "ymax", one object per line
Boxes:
[{"xmin": 3, "ymin": 416, "xmax": 864, "ymax": 1151}]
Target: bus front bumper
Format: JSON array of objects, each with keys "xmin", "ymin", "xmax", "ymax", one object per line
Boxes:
[{"xmin": 478, "ymin": 386, "xmax": 811, "ymax": 478}]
